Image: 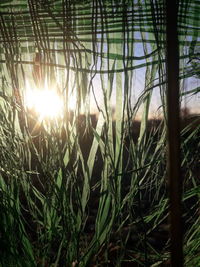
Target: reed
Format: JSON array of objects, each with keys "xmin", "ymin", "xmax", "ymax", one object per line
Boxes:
[{"xmin": 0, "ymin": 1, "xmax": 199, "ymax": 266}]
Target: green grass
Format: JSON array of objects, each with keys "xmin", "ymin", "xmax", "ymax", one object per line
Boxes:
[{"xmin": 0, "ymin": 0, "xmax": 200, "ymax": 266}]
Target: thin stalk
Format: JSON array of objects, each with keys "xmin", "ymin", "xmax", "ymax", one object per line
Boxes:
[{"xmin": 166, "ymin": 1, "xmax": 183, "ymax": 266}]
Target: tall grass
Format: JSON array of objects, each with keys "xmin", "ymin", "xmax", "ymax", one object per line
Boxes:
[{"xmin": 0, "ymin": 0, "xmax": 199, "ymax": 266}]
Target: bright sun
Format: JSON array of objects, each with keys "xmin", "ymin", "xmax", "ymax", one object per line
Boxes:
[{"xmin": 25, "ymin": 87, "xmax": 64, "ymax": 119}]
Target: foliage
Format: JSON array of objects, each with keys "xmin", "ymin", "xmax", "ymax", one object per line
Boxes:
[{"xmin": 0, "ymin": 0, "xmax": 199, "ymax": 266}]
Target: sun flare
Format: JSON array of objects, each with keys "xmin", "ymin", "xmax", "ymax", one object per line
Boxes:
[{"xmin": 25, "ymin": 87, "xmax": 64, "ymax": 119}]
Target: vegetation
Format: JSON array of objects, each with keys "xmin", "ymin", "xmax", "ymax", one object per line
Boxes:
[{"xmin": 0, "ymin": 0, "xmax": 199, "ymax": 266}]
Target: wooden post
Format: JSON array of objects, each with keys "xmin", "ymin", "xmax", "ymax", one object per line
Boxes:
[{"xmin": 166, "ymin": 1, "xmax": 183, "ymax": 266}]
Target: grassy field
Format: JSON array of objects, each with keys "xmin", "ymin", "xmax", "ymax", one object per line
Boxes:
[
  {"xmin": 0, "ymin": 107, "xmax": 199, "ymax": 266},
  {"xmin": 0, "ymin": 0, "xmax": 199, "ymax": 266}
]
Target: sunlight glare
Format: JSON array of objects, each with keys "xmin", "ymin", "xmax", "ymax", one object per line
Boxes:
[{"xmin": 25, "ymin": 87, "xmax": 63, "ymax": 119}]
